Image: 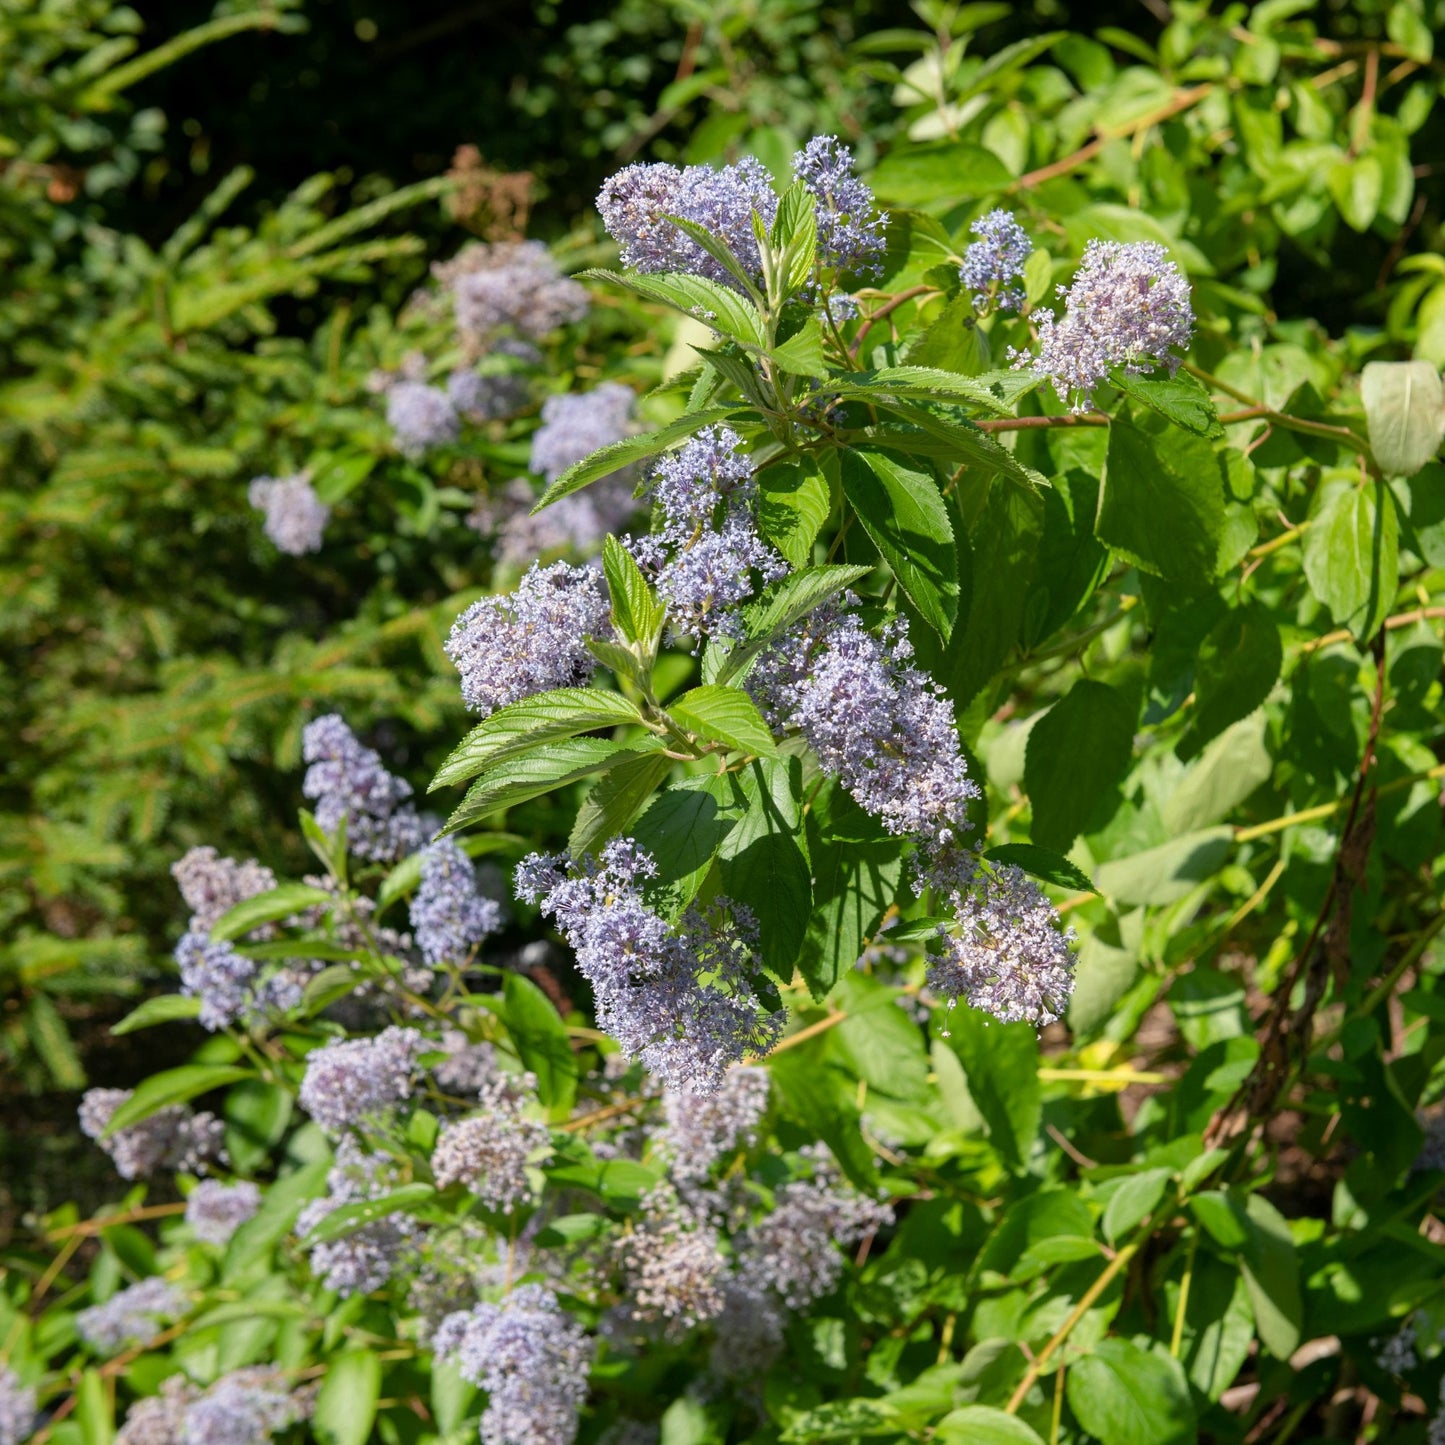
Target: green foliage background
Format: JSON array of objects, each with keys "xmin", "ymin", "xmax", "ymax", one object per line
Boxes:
[{"xmin": 5, "ymin": 0, "xmax": 1445, "ymax": 1441}]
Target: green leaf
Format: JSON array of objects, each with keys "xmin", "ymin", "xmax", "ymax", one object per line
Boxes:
[
  {"xmin": 1102, "ymin": 1167, "xmax": 1172, "ymax": 1243},
  {"xmin": 76, "ymin": 1368, "xmax": 114, "ymax": 1445},
  {"xmin": 757, "ymin": 454, "xmax": 833, "ymax": 568},
  {"xmin": 870, "ymin": 141, "xmax": 1015, "ymax": 206},
  {"xmin": 224, "ymin": 1079, "xmax": 294, "ymax": 1177},
  {"xmin": 1239, "ymin": 1193, "xmax": 1303, "ymax": 1358},
  {"xmin": 604, "ymin": 533, "xmax": 665, "ymax": 647},
  {"xmin": 832, "ymin": 365, "xmax": 1017, "ymax": 417},
  {"xmin": 1113, "ymin": 370, "xmax": 1224, "ymax": 438},
  {"xmin": 770, "ymin": 1044, "xmax": 879, "ymax": 1191},
  {"xmin": 582, "ymin": 268, "xmax": 766, "ymax": 348},
  {"xmin": 771, "ymin": 317, "xmax": 828, "ymax": 378},
  {"xmin": 984, "ymin": 843, "xmax": 1096, "ymax": 893},
  {"xmin": 503, "ymin": 972, "xmax": 578, "ymax": 1116},
  {"xmin": 24, "ymin": 993, "xmax": 85, "ymax": 1089},
  {"xmin": 300, "ymin": 1183, "xmax": 437, "ymax": 1245},
  {"xmin": 631, "ymin": 782, "xmax": 738, "ymax": 908},
  {"xmin": 104, "ymin": 1064, "xmax": 253, "ymax": 1136},
  {"xmin": 906, "ymin": 295, "xmax": 991, "ymax": 376},
  {"xmin": 210, "ymin": 883, "xmax": 332, "ymax": 942},
  {"xmin": 1100, "ymin": 409, "xmax": 1228, "ymax": 586},
  {"xmin": 431, "ymin": 688, "xmax": 645, "ymax": 792},
  {"xmin": 715, "ymin": 758, "xmax": 812, "ymax": 976},
  {"xmin": 1301, "ymin": 480, "xmax": 1399, "ymax": 640},
  {"xmin": 1094, "ymin": 828, "xmax": 1233, "ymax": 906},
  {"xmin": 873, "ymin": 400, "xmax": 1047, "ymax": 490},
  {"xmin": 110, "ymin": 993, "xmax": 205, "ymax": 1035},
  {"xmin": 568, "ymin": 750, "xmax": 675, "ymax": 857},
  {"xmin": 1066, "ymin": 1339, "xmax": 1197, "ymax": 1445},
  {"xmin": 1025, "ymin": 680, "xmax": 1136, "ymax": 853},
  {"xmin": 1360, "ymin": 359, "xmax": 1445, "ymax": 476},
  {"xmin": 310, "ymin": 451, "xmax": 377, "ymax": 504},
  {"xmin": 1328, "ymin": 152, "xmax": 1383, "ymax": 232},
  {"xmin": 947, "ymin": 1010, "xmax": 1040, "ymax": 1170},
  {"xmin": 430, "ymin": 1360, "xmax": 478, "ymax": 1437},
  {"xmin": 1175, "ymin": 605, "xmax": 1282, "ymax": 761},
  {"xmin": 314, "ymin": 1350, "xmax": 382, "ymax": 1445},
  {"xmin": 935, "ymin": 1406, "xmax": 1045, "ymax": 1444},
  {"xmin": 669, "ymin": 685, "xmax": 778, "ymax": 756},
  {"xmin": 660, "ymin": 215, "xmax": 768, "ymax": 300},
  {"xmin": 535, "ymin": 404, "xmax": 745, "ymax": 510},
  {"xmin": 442, "ymin": 739, "xmax": 652, "ymax": 834},
  {"xmin": 1163, "ymin": 714, "xmax": 1273, "ymax": 833},
  {"xmin": 1022, "ymin": 469, "xmax": 1110, "ymax": 649},
  {"xmin": 839, "ymin": 449, "xmax": 959, "ymax": 638}
]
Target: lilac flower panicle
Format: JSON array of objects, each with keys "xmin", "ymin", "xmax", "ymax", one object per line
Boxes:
[
  {"xmin": 80, "ymin": 1088, "xmax": 225, "ymax": 1180},
  {"xmin": 617, "ymin": 1185, "xmax": 726, "ymax": 1333},
  {"xmin": 1020, "ymin": 239, "xmax": 1193, "ymax": 411},
  {"xmin": 447, "ymin": 368, "xmax": 529, "ymax": 423},
  {"xmin": 517, "ymin": 841, "xmax": 782, "ymax": 1095},
  {"xmin": 174, "ymin": 931, "xmax": 258, "ymax": 1031},
  {"xmin": 649, "ymin": 427, "xmax": 755, "ymax": 541},
  {"xmin": 921, "ymin": 849, "xmax": 1076, "ymax": 1029},
  {"xmin": 298, "ymin": 1025, "xmax": 425, "ymax": 1134},
  {"xmin": 386, "ymin": 379, "xmax": 460, "ymax": 458},
  {"xmin": 445, "ymin": 561, "xmax": 612, "ymax": 718},
  {"xmin": 296, "ymin": 1138, "xmax": 420, "ymax": 1297},
  {"xmin": 528, "ymin": 382, "xmax": 636, "ymax": 483},
  {"xmin": 749, "ymin": 604, "xmax": 979, "ymax": 846},
  {"xmin": 0, "ymin": 1367, "xmax": 36, "ymax": 1445},
  {"xmin": 471, "ymin": 474, "xmax": 639, "ymax": 566},
  {"xmin": 790, "ymin": 136, "xmax": 886, "ymax": 273},
  {"xmin": 960, "ymin": 209, "xmax": 1033, "ymax": 314},
  {"xmin": 410, "ymin": 838, "xmax": 504, "ymax": 966},
  {"xmin": 433, "ymin": 1032, "xmax": 500, "ymax": 1094},
  {"xmin": 185, "ymin": 1180, "xmax": 262, "ymax": 1245},
  {"xmin": 301, "ymin": 714, "xmax": 425, "ymax": 862},
  {"xmin": 179, "ymin": 1369, "xmax": 307, "ymax": 1445},
  {"xmin": 436, "ymin": 240, "xmax": 589, "ymax": 345},
  {"xmin": 1375, "ymin": 1319, "xmax": 1419, "ymax": 1375},
  {"xmin": 430, "ymin": 1074, "xmax": 550, "ymax": 1212},
  {"xmin": 597, "ymin": 158, "xmax": 778, "ymax": 291},
  {"xmin": 77, "ymin": 1277, "xmax": 185, "ymax": 1353},
  {"xmin": 171, "ymin": 847, "xmax": 277, "ymax": 936},
  {"xmin": 657, "ymin": 1066, "xmax": 770, "ymax": 1187},
  {"xmin": 434, "ymin": 1285, "xmax": 591, "ymax": 1445},
  {"xmin": 248, "ymin": 473, "xmax": 330, "ymax": 556},
  {"xmin": 117, "ymin": 1376, "xmax": 192, "ymax": 1445}
]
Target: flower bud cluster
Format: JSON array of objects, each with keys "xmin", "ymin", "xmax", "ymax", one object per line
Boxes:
[
  {"xmin": 248, "ymin": 473, "xmax": 330, "ymax": 556},
  {"xmin": 430, "ymin": 1072, "xmax": 550, "ymax": 1212},
  {"xmin": 185, "ymin": 1179, "xmax": 262, "ymax": 1245},
  {"xmin": 410, "ymin": 838, "xmax": 504, "ymax": 967},
  {"xmin": 445, "ymin": 560, "xmax": 612, "ymax": 718},
  {"xmin": 434, "ymin": 1284, "xmax": 591, "ymax": 1445},
  {"xmin": 959, "ymin": 208, "xmax": 1032, "ymax": 314},
  {"xmin": 79, "ymin": 1088, "xmax": 225, "ymax": 1180},
  {"xmin": 298, "ymin": 1024, "xmax": 425, "ymax": 1135},
  {"xmin": 516, "ymin": 841, "xmax": 783, "ymax": 1095},
  {"xmin": 76, "ymin": 1277, "xmax": 185, "ymax": 1354},
  {"xmin": 301, "ymin": 714, "xmax": 427, "ymax": 861}
]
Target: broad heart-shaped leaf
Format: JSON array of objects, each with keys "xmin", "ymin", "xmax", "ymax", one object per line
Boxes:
[
  {"xmin": 313, "ymin": 1349, "xmax": 382, "ymax": 1445},
  {"xmin": 111, "ymin": 993, "xmax": 204, "ymax": 1035},
  {"xmin": 430, "ymin": 688, "xmax": 643, "ymax": 791},
  {"xmin": 830, "ymin": 365, "xmax": 1016, "ymax": 416},
  {"xmin": 211, "ymin": 882, "xmax": 332, "ymax": 942},
  {"xmin": 502, "ymin": 972, "xmax": 578, "ymax": 1116},
  {"xmin": 300, "ymin": 1183, "xmax": 437, "ymax": 1245},
  {"xmin": 1360, "ymin": 360, "xmax": 1445, "ymax": 477},
  {"xmin": 568, "ymin": 750, "xmax": 674, "ymax": 858},
  {"xmin": 1066, "ymin": 1339, "xmax": 1197, "ymax": 1445},
  {"xmin": 799, "ymin": 782, "xmax": 906, "ymax": 999},
  {"xmin": 1301, "ymin": 479, "xmax": 1399, "ymax": 640},
  {"xmin": 103, "ymin": 1064, "xmax": 254, "ymax": 1136},
  {"xmin": 839, "ymin": 448, "xmax": 959, "ymax": 638},
  {"xmin": 757, "ymin": 453, "xmax": 833, "ymax": 568},
  {"xmin": 984, "ymin": 843, "xmax": 1096, "ymax": 894},
  {"xmin": 1112, "ymin": 369, "xmax": 1224, "ymax": 438},
  {"xmin": 441, "ymin": 738, "xmax": 656, "ymax": 835},
  {"xmin": 603, "ymin": 534, "xmax": 664, "ymax": 647},
  {"xmin": 1175, "ymin": 604, "xmax": 1282, "ymax": 762},
  {"xmin": 668, "ymin": 684, "xmax": 778, "ymax": 756},
  {"xmin": 947, "ymin": 1010, "xmax": 1040, "ymax": 1171},
  {"xmin": 714, "ymin": 757, "xmax": 812, "ymax": 976},
  {"xmin": 581, "ymin": 268, "xmax": 767, "ymax": 348},
  {"xmin": 534, "ymin": 403, "xmax": 747, "ymax": 510},
  {"xmin": 1100, "ymin": 407, "xmax": 1228, "ymax": 586},
  {"xmin": 1024, "ymin": 680, "xmax": 1137, "ymax": 853}
]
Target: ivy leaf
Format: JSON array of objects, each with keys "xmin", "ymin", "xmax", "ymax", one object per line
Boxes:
[
  {"xmin": 984, "ymin": 843, "xmax": 1096, "ymax": 893},
  {"xmin": 1024, "ymin": 680, "xmax": 1137, "ymax": 853},
  {"xmin": 1301, "ymin": 480, "xmax": 1399, "ymax": 640},
  {"xmin": 1360, "ymin": 360, "xmax": 1445, "ymax": 476},
  {"xmin": 503, "ymin": 973, "xmax": 578, "ymax": 1116},
  {"xmin": 1175, "ymin": 605, "xmax": 1282, "ymax": 761},
  {"xmin": 1066, "ymin": 1339, "xmax": 1197, "ymax": 1445},
  {"xmin": 839, "ymin": 449, "xmax": 959, "ymax": 638},
  {"xmin": 430, "ymin": 688, "xmax": 643, "ymax": 791},
  {"xmin": 669, "ymin": 685, "xmax": 778, "ymax": 756},
  {"xmin": 211, "ymin": 883, "xmax": 332, "ymax": 942},
  {"xmin": 1100, "ymin": 408, "xmax": 1228, "ymax": 586}
]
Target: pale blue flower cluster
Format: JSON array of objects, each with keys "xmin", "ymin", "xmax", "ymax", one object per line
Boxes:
[
  {"xmin": 515, "ymin": 841, "xmax": 783, "ymax": 1095},
  {"xmin": 386, "ymin": 378, "xmax": 460, "ymax": 458},
  {"xmin": 298, "ymin": 1024, "xmax": 425, "ymax": 1134},
  {"xmin": 247, "ymin": 473, "xmax": 330, "ymax": 556},
  {"xmin": 0, "ymin": 1367, "xmax": 36, "ymax": 1445},
  {"xmin": 119, "ymin": 1368, "xmax": 309, "ymax": 1445},
  {"xmin": 959, "ymin": 208, "xmax": 1032, "ymax": 314},
  {"xmin": 185, "ymin": 1179, "xmax": 262, "ymax": 1245},
  {"xmin": 76, "ymin": 1277, "xmax": 185, "ymax": 1353},
  {"xmin": 79, "ymin": 1087, "xmax": 225, "ymax": 1180},
  {"xmin": 791, "ymin": 135, "xmax": 887, "ymax": 272},
  {"xmin": 430, "ymin": 1072, "xmax": 550, "ymax": 1212},
  {"xmin": 410, "ymin": 838, "xmax": 504, "ymax": 967},
  {"xmin": 528, "ymin": 382, "xmax": 636, "ymax": 483},
  {"xmin": 301, "ymin": 714, "xmax": 427, "ymax": 861},
  {"xmin": 438, "ymin": 239, "xmax": 590, "ymax": 347}
]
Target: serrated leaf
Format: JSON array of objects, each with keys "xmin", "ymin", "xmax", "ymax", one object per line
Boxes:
[
  {"xmin": 757, "ymin": 454, "xmax": 833, "ymax": 568},
  {"xmin": 659, "ymin": 214, "xmax": 768, "ymax": 299},
  {"xmin": 103, "ymin": 1064, "xmax": 254, "ymax": 1136},
  {"xmin": 1113, "ymin": 370, "xmax": 1224, "ymax": 437},
  {"xmin": 839, "ymin": 449, "xmax": 959, "ymax": 638},
  {"xmin": 771, "ymin": 317, "xmax": 828, "ymax": 378},
  {"xmin": 534, "ymin": 404, "xmax": 745, "ymax": 510},
  {"xmin": 604, "ymin": 533, "xmax": 665, "ymax": 646},
  {"xmin": 569, "ymin": 749, "xmax": 675, "ymax": 857},
  {"xmin": 984, "ymin": 843, "xmax": 1096, "ymax": 893},
  {"xmin": 1360, "ymin": 359, "xmax": 1445, "ymax": 476},
  {"xmin": 441, "ymin": 739, "xmax": 651, "ymax": 834},
  {"xmin": 582, "ymin": 268, "xmax": 767, "ymax": 347},
  {"xmin": 210, "ymin": 883, "xmax": 333, "ymax": 942},
  {"xmin": 669, "ymin": 685, "xmax": 778, "ymax": 756},
  {"xmin": 832, "ymin": 365, "xmax": 1017, "ymax": 416},
  {"xmin": 111, "ymin": 994, "xmax": 204, "ymax": 1035},
  {"xmin": 873, "ymin": 401, "xmax": 1047, "ymax": 490}
]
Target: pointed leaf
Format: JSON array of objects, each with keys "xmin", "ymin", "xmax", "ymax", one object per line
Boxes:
[
  {"xmin": 211, "ymin": 883, "xmax": 332, "ymax": 942},
  {"xmin": 669, "ymin": 685, "xmax": 778, "ymax": 756}
]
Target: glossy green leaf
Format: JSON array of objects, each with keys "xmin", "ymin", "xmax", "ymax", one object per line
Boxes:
[
  {"xmin": 1066, "ymin": 1339, "xmax": 1196, "ymax": 1445},
  {"xmin": 103, "ymin": 1064, "xmax": 253, "ymax": 1136},
  {"xmin": 210, "ymin": 883, "xmax": 332, "ymax": 942},
  {"xmin": 1025, "ymin": 680, "xmax": 1136, "ymax": 853},
  {"xmin": 314, "ymin": 1350, "xmax": 382, "ymax": 1445},
  {"xmin": 669, "ymin": 685, "xmax": 778, "ymax": 756},
  {"xmin": 503, "ymin": 972, "xmax": 578, "ymax": 1115},
  {"xmin": 984, "ymin": 843, "xmax": 1096, "ymax": 893},
  {"xmin": 757, "ymin": 454, "xmax": 833, "ymax": 568}
]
